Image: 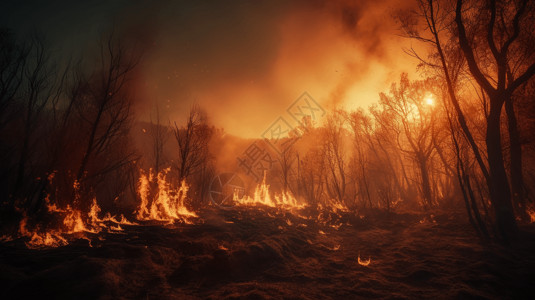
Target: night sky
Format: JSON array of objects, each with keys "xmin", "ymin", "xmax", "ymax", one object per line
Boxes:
[{"xmin": 1, "ymin": 0, "xmax": 419, "ymax": 137}]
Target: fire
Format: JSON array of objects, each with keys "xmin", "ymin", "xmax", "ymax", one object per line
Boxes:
[
  {"xmin": 12, "ymin": 170, "xmax": 354, "ymax": 249},
  {"xmin": 16, "ymin": 177, "xmax": 138, "ymax": 248},
  {"xmin": 18, "ymin": 197, "xmax": 138, "ymax": 249},
  {"xmin": 358, "ymin": 253, "xmax": 371, "ymax": 266},
  {"xmin": 136, "ymin": 168, "xmax": 198, "ymax": 224},
  {"xmin": 19, "ymin": 216, "xmax": 68, "ymax": 248},
  {"xmin": 233, "ymin": 174, "xmax": 306, "ymax": 209},
  {"xmin": 12, "ymin": 168, "xmax": 198, "ymax": 249},
  {"xmin": 528, "ymin": 208, "xmax": 535, "ymax": 223}
]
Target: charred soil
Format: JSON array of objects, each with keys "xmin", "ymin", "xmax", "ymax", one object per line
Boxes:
[{"xmin": 1, "ymin": 208, "xmax": 535, "ymax": 299}]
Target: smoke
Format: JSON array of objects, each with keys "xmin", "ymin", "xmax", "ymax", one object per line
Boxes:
[
  {"xmin": 1, "ymin": 0, "xmax": 419, "ymax": 138},
  {"xmin": 129, "ymin": 0, "xmax": 419, "ymax": 138}
]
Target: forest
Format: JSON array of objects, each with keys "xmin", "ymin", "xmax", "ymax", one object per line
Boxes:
[{"xmin": 1, "ymin": 0, "xmax": 535, "ymax": 298}]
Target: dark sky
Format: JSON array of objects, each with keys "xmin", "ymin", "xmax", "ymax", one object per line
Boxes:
[{"xmin": 1, "ymin": 0, "xmax": 419, "ymax": 137}]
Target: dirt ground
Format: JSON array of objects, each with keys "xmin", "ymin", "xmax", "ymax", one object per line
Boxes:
[{"xmin": 1, "ymin": 207, "xmax": 535, "ymax": 299}]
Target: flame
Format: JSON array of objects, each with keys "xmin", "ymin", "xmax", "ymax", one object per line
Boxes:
[
  {"xmin": 136, "ymin": 168, "xmax": 197, "ymax": 224},
  {"xmin": 528, "ymin": 208, "xmax": 535, "ymax": 223},
  {"xmin": 233, "ymin": 174, "xmax": 306, "ymax": 210},
  {"xmin": 318, "ymin": 200, "xmax": 349, "ymax": 214},
  {"xmin": 19, "ymin": 215, "xmax": 68, "ymax": 248},
  {"xmin": 17, "ymin": 179, "xmax": 137, "ymax": 248},
  {"xmin": 358, "ymin": 253, "xmax": 371, "ymax": 266}
]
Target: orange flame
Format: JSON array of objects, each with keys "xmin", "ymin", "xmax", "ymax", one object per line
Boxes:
[
  {"xmin": 136, "ymin": 168, "xmax": 197, "ymax": 224},
  {"xmin": 358, "ymin": 253, "xmax": 371, "ymax": 266},
  {"xmin": 17, "ymin": 180, "xmax": 137, "ymax": 248},
  {"xmin": 528, "ymin": 208, "xmax": 535, "ymax": 223},
  {"xmin": 233, "ymin": 174, "xmax": 306, "ymax": 209}
]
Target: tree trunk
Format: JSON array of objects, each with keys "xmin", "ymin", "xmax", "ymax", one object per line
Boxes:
[
  {"xmin": 417, "ymin": 153, "xmax": 433, "ymax": 209},
  {"xmin": 504, "ymin": 98, "xmax": 526, "ymax": 220},
  {"xmin": 486, "ymin": 100, "xmax": 517, "ymax": 240}
]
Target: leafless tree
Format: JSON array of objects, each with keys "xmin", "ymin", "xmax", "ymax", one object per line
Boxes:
[
  {"xmin": 149, "ymin": 103, "xmax": 169, "ymax": 173},
  {"xmin": 173, "ymin": 105, "xmax": 213, "ymax": 182},
  {"xmin": 297, "ymin": 148, "xmax": 325, "ymax": 208},
  {"xmin": 346, "ymin": 109, "xmax": 373, "ymax": 208},
  {"xmin": 400, "ymin": 0, "xmax": 535, "ymax": 239},
  {"xmin": 322, "ymin": 111, "xmax": 348, "ymax": 205},
  {"xmin": 277, "ymin": 143, "xmax": 297, "ymax": 193},
  {"xmin": 378, "ymin": 74, "xmax": 440, "ymax": 209},
  {"xmin": 74, "ymin": 34, "xmax": 139, "ymax": 185}
]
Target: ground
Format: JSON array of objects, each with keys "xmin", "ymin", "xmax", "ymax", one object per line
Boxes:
[{"xmin": 1, "ymin": 207, "xmax": 535, "ymax": 299}]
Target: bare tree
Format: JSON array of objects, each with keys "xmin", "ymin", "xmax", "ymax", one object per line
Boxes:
[
  {"xmin": 297, "ymin": 148, "xmax": 325, "ymax": 208},
  {"xmin": 0, "ymin": 29, "xmax": 26, "ymax": 131},
  {"xmin": 346, "ymin": 109, "xmax": 373, "ymax": 208},
  {"xmin": 173, "ymin": 105, "xmax": 212, "ymax": 181},
  {"xmin": 149, "ymin": 103, "xmax": 169, "ymax": 173},
  {"xmin": 322, "ymin": 111, "xmax": 348, "ymax": 205},
  {"xmin": 277, "ymin": 143, "xmax": 297, "ymax": 193},
  {"xmin": 401, "ymin": 0, "xmax": 535, "ymax": 239},
  {"xmin": 0, "ymin": 32, "xmax": 68, "ymax": 208},
  {"xmin": 378, "ymin": 74, "xmax": 439, "ymax": 209},
  {"xmin": 74, "ymin": 34, "xmax": 138, "ymax": 185}
]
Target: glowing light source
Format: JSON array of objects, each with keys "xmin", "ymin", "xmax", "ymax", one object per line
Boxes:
[{"xmin": 424, "ymin": 94, "xmax": 435, "ymax": 106}]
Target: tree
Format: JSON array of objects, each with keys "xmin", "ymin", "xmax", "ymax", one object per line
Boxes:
[
  {"xmin": 149, "ymin": 103, "xmax": 169, "ymax": 174},
  {"xmin": 74, "ymin": 34, "xmax": 139, "ymax": 185},
  {"xmin": 378, "ymin": 74, "xmax": 439, "ymax": 209},
  {"xmin": 346, "ymin": 109, "xmax": 373, "ymax": 208},
  {"xmin": 403, "ymin": 0, "xmax": 535, "ymax": 239},
  {"xmin": 173, "ymin": 105, "xmax": 212, "ymax": 181},
  {"xmin": 322, "ymin": 111, "xmax": 348, "ymax": 205},
  {"xmin": 276, "ymin": 143, "xmax": 296, "ymax": 193},
  {"xmin": 0, "ymin": 31, "xmax": 67, "ymax": 207}
]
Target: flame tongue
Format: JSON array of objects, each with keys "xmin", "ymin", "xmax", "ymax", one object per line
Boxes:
[
  {"xmin": 14, "ymin": 170, "xmax": 351, "ymax": 249},
  {"xmin": 17, "ymin": 176, "xmax": 141, "ymax": 248},
  {"xmin": 136, "ymin": 168, "xmax": 197, "ymax": 224},
  {"xmin": 233, "ymin": 174, "xmax": 306, "ymax": 209}
]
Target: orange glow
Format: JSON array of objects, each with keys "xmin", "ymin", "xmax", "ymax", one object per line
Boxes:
[
  {"xmin": 424, "ymin": 94, "xmax": 435, "ymax": 106},
  {"xmin": 18, "ymin": 180, "xmax": 138, "ymax": 248},
  {"xmin": 233, "ymin": 173, "xmax": 306, "ymax": 209},
  {"xmin": 528, "ymin": 208, "xmax": 535, "ymax": 223},
  {"xmin": 358, "ymin": 253, "xmax": 371, "ymax": 266},
  {"xmin": 136, "ymin": 168, "xmax": 198, "ymax": 224}
]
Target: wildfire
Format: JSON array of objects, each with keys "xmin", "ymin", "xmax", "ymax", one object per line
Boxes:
[
  {"xmin": 10, "ymin": 168, "xmax": 199, "ymax": 249},
  {"xmin": 233, "ymin": 174, "xmax": 306, "ymax": 210},
  {"xmin": 12, "ymin": 170, "xmax": 353, "ymax": 249},
  {"xmin": 18, "ymin": 197, "xmax": 136, "ymax": 249},
  {"xmin": 19, "ymin": 216, "xmax": 68, "ymax": 248},
  {"xmin": 136, "ymin": 168, "xmax": 198, "ymax": 224},
  {"xmin": 15, "ymin": 174, "xmax": 140, "ymax": 249}
]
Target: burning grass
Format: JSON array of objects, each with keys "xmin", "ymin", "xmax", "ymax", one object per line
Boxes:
[{"xmin": 6, "ymin": 170, "xmax": 353, "ymax": 249}]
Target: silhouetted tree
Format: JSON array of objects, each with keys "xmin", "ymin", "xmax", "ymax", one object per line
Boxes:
[
  {"xmin": 401, "ymin": 0, "xmax": 535, "ymax": 240},
  {"xmin": 173, "ymin": 105, "xmax": 212, "ymax": 182},
  {"xmin": 322, "ymin": 111, "xmax": 349, "ymax": 205},
  {"xmin": 378, "ymin": 74, "xmax": 440, "ymax": 209}
]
